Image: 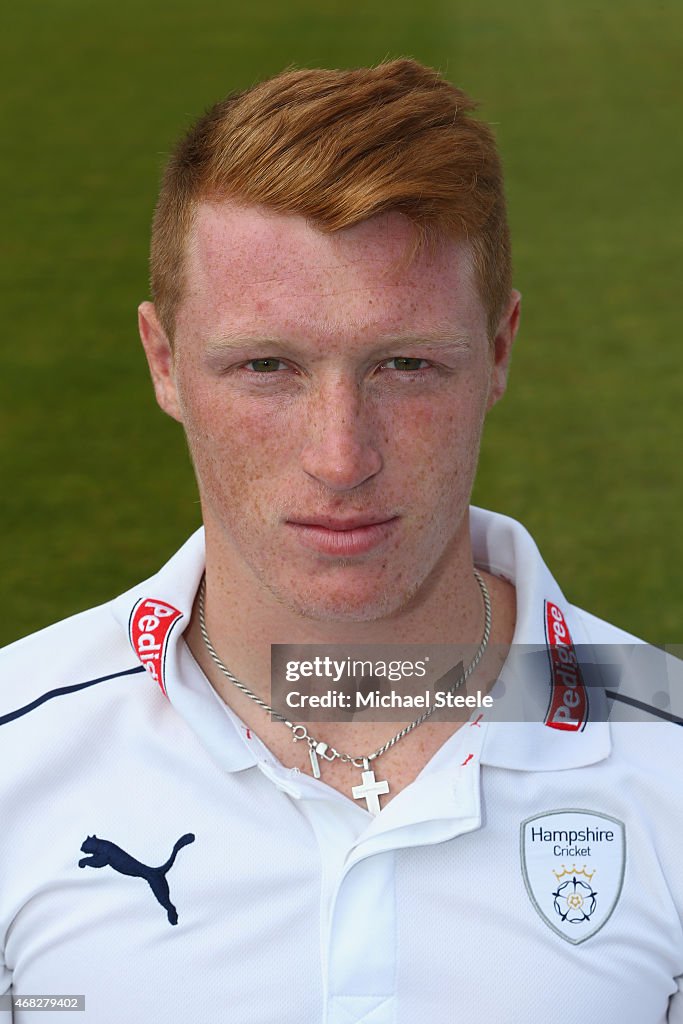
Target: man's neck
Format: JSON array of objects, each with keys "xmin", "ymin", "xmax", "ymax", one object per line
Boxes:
[
  {"xmin": 189, "ymin": 523, "xmax": 505, "ymax": 691},
  {"xmin": 185, "ymin": 517, "xmax": 515, "ymax": 723},
  {"xmin": 183, "ymin": 535, "xmax": 516, "ymax": 807}
]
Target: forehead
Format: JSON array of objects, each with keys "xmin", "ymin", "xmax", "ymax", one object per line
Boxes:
[{"xmin": 176, "ymin": 201, "xmax": 486, "ymax": 343}]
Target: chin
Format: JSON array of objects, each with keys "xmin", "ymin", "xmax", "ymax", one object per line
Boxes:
[{"xmin": 265, "ymin": 573, "xmax": 423, "ymax": 624}]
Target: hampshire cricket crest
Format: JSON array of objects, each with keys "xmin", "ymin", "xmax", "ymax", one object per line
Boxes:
[{"xmin": 520, "ymin": 809, "xmax": 626, "ymax": 944}]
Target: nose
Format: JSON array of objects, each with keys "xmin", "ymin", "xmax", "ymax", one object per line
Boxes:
[{"xmin": 300, "ymin": 378, "xmax": 383, "ymax": 492}]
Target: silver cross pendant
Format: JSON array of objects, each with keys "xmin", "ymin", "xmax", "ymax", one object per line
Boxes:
[{"xmin": 351, "ymin": 759, "xmax": 390, "ymax": 816}]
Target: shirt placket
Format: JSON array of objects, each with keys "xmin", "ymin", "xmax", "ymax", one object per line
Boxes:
[{"xmin": 321, "ymin": 720, "xmax": 487, "ymax": 1024}]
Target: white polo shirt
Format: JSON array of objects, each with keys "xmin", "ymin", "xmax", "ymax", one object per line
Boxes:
[{"xmin": 1, "ymin": 508, "xmax": 681, "ymax": 1023}]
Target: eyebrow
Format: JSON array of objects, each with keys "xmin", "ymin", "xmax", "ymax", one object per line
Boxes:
[
  {"xmin": 205, "ymin": 331, "xmax": 474, "ymax": 354},
  {"xmin": 370, "ymin": 333, "xmax": 473, "ymax": 351}
]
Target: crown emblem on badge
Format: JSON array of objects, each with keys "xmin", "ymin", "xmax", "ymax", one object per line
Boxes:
[{"xmin": 552, "ymin": 864, "xmax": 596, "ymax": 881}]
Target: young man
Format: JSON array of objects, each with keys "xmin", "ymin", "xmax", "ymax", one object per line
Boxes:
[{"xmin": 1, "ymin": 61, "xmax": 681, "ymax": 1023}]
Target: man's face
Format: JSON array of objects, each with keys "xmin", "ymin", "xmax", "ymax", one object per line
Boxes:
[{"xmin": 140, "ymin": 202, "xmax": 518, "ymax": 622}]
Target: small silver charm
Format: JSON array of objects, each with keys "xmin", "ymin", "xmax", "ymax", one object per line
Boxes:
[
  {"xmin": 307, "ymin": 740, "xmax": 331, "ymax": 780},
  {"xmin": 308, "ymin": 741, "xmax": 321, "ymax": 779}
]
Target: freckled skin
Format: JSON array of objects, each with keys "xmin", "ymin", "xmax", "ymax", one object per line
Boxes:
[
  {"xmin": 138, "ymin": 204, "xmax": 521, "ymax": 795},
  {"xmin": 139, "ymin": 203, "xmax": 519, "ymax": 641}
]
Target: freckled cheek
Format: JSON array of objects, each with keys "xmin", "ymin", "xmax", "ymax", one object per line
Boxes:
[
  {"xmin": 384, "ymin": 397, "xmax": 480, "ymax": 472},
  {"xmin": 181, "ymin": 393, "xmax": 295, "ymax": 517},
  {"xmin": 384, "ymin": 397, "xmax": 484, "ymax": 537},
  {"xmin": 380, "ymin": 395, "xmax": 435, "ymax": 443}
]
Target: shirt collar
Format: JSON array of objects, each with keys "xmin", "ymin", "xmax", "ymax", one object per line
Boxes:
[
  {"xmin": 110, "ymin": 529, "xmax": 258, "ymax": 773},
  {"xmin": 470, "ymin": 507, "xmax": 611, "ymax": 771}
]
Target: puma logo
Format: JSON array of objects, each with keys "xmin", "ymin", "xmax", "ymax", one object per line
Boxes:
[{"xmin": 78, "ymin": 832, "xmax": 195, "ymax": 925}]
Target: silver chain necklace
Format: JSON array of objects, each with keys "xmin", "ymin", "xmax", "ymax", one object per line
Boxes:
[{"xmin": 198, "ymin": 571, "xmax": 491, "ymax": 815}]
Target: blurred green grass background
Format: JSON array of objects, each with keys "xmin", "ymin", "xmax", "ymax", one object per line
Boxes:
[{"xmin": 1, "ymin": 0, "xmax": 681, "ymax": 647}]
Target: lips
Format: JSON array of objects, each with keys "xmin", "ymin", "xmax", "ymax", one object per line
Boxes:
[
  {"xmin": 285, "ymin": 515, "xmax": 399, "ymax": 556},
  {"xmin": 288, "ymin": 515, "xmax": 394, "ymax": 531}
]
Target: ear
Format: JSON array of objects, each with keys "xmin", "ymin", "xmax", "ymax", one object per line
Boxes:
[
  {"xmin": 487, "ymin": 289, "xmax": 521, "ymax": 411},
  {"xmin": 138, "ymin": 302, "xmax": 184, "ymax": 423}
]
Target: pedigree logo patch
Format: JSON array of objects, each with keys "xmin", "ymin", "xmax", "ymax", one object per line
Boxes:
[
  {"xmin": 544, "ymin": 601, "xmax": 588, "ymax": 731},
  {"xmin": 521, "ymin": 810, "xmax": 626, "ymax": 944},
  {"xmin": 129, "ymin": 598, "xmax": 183, "ymax": 697}
]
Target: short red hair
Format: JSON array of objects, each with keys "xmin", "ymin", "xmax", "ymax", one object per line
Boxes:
[{"xmin": 150, "ymin": 59, "xmax": 511, "ymax": 341}]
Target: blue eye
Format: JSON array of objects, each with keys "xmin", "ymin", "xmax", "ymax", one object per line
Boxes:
[
  {"xmin": 384, "ymin": 357, "xmax": 429, "ymax": 371},
  {"xmin": 246, "ymin": 358, "xmax": 285, "ymax": 373}
]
